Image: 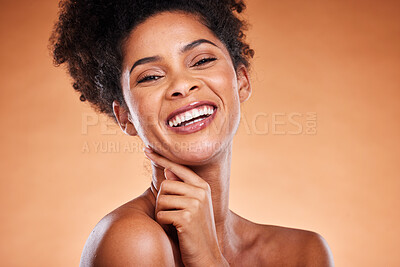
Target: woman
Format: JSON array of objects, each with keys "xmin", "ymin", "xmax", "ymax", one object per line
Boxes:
[{"xmin": 50, "ymin": 0, "xmax": 334, "ymax": 266}]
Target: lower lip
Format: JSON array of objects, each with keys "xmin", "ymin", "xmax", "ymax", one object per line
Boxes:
[{"xmin": 166, "ymin": 108, "xmax": 217, "ymax": 134}]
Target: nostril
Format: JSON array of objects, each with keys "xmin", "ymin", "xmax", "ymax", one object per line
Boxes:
[{"xmin": 171, "ymin": 86, "xmax": 198, "ymax": 97}]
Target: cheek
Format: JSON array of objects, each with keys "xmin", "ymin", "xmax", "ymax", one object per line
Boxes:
[
  {"xmin": 206, "ymin": 67, "xmax": 241, "ymax": 134},
  {"xmin": 207, "ymin": 66, "xmax": 240, "ymax": 107},
  {"xmin": 131, "ymin": 92, "xmax": 162, "ymax": 132},
  {"xmin": 121, "ymin": 74, "xmax": 162, "ymax": 141},
  {"xmin": 207, "ymin": 66, "xmax": 237, "ymax": 93}
]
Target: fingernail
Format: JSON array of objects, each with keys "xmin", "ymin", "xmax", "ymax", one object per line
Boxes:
[{"xmin": 143, "ymin": 147, "xmax": 152, "ymax": 154}]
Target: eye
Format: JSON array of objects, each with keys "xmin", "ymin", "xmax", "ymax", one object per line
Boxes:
[
  {"xmin": 137, "ymin": 74, "xmax": 163, "ymax": 84},
  {"xmin": 192, "ymin": 57, "xmax": 217, "ymax": 67}
]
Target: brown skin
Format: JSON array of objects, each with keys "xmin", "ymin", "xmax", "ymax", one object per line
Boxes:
[{"xmin": 79, "ymin": 12, "xmax": 334, "ymax": 266}]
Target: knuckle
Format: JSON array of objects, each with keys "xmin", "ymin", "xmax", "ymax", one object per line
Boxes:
[
  {"xmin": 197, "ymin": 188, "xmax": 207, "ymax": 201},
  {"xmin": 182, "ymin": 210, "xmax": 192, "ymax": 224},
  {"xmin": 191, "ymin": 198, "xmax": 200, "ymax": 210},
  {"xmin": 199, "ymin": 181, "xmax": 211, "ymax": 193}
]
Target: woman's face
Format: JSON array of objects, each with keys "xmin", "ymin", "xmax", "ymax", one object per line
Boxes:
[{"xmin": 116, "ymin": 11, "xmax": 251, "ymax": 165}]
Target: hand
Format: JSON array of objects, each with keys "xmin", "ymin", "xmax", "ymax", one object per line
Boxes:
[{"xmin": 144, "ymin": 147, "xmax": 228, "ymax": 267}]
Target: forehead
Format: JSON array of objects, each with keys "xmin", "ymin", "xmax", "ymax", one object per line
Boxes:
[{"xmin": 123, "ymin": 11, "xmax": 221, "ymax": 59}]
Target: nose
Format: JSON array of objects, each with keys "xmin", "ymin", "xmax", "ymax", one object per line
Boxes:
[{"xmin": 165, "ymin": 73, "xmax": 200, "ymax": 99}]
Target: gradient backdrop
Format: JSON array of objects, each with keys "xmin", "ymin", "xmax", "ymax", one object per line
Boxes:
[{"xmin": 0, "ymin": 0, "xmax": 399, "ymax": 266}]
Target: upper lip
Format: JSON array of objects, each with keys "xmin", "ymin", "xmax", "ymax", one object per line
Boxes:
[{"xmin": 166, "ymin": 100, "xmax": 217, "ymax": 125}]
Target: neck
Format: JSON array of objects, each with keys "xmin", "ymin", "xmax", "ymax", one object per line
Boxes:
[{"xmin": 150, "ymin": 143, "xmax": 236, "ymax": 253}]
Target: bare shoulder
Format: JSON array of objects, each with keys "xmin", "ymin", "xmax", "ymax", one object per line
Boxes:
[
  {"xmin": 79, "ymin": 189, "xmax": 175, "ymax": 267},
  {"xmin": 300, "ymin": 229, "xmax": 334, "ymax": 266},
  {"xmin": 256, "ymin": 224, "xmax": 334, "ymax": 266}
]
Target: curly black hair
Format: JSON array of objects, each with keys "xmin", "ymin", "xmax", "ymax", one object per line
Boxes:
[{"xmin": 50, "ymin": 0, "xmax": 254, "ymax": 120}]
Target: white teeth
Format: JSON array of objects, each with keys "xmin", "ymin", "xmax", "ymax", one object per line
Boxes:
[
  {"xmin": 185, "ymin": 113, "xmax": 193, "ymax": 121},
  {"xmin": 193, "ymin": 117, "xmax": 203, "ymax": 123},
  {"xmin": 168, "ymin": 105, "xmax": 215, "ymax": 127}
]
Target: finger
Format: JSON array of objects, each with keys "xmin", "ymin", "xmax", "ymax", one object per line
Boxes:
[
  {"xmin": 144, "ymin": 151, "xmax": 164, "ymax": 170},
  {"xmin": 164, "ymin": 168, "xmax": 181, "ymax": 181},
  {"xmin": 158, "ymin": 180, "xmax": 198, "ymax": 196},
  {"xmin": 156, "ymin": 195, "xmax": 196, "ymax": 211},
  {"xmin": 156, "ymin": 210, "xmax": 192, "ymax": 228},
  {"xmin": 144, "ymin": 148, "xmax": 206, "ymax": 187}
]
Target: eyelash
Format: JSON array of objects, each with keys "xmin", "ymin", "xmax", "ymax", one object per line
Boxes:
[
  {"xmin": 137, "ymin": 75, "xmax": 162, "ymax": 84},
  {"xmin": 192, "ymin": 57, "xmax": 217, "ymax": 67},
  {"xmin": 136, "ymin": 57, "xmax": 217, "ymax": 84}
]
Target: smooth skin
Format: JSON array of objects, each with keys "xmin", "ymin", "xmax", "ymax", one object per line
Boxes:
[{"xmin": 80, "ymin": 11, "xmax": 334, "ymax": 266}]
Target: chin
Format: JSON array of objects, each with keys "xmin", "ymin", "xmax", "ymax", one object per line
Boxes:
[{"xmin": 168, "ymin": 140, "xmax": 224, "ymax": 166}]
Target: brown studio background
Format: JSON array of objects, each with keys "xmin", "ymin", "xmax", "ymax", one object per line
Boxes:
[{"xmin": 0, "ymin": 0, "xmax": 399, "ymax": 266}]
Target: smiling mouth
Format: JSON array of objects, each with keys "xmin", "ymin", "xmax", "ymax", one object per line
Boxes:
[{"xmin": 168, "ymin": 105, "xmax": 215, "ymax": 127}]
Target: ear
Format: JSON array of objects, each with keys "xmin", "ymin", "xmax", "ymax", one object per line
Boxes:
[
  {"xmin": 236, "ymin": 65, "xmax": 252, "ymax": 103},
  {"xmin": 112, "ymin": 100, "xmax": 137, "ymax": 136}
]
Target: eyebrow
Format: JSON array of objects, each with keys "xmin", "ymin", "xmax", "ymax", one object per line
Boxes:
[
  {"xmin": 130, "ymin": 56, "xmax": 162, "ymax": 73},
  {"xmin": 181, "ymin": 39, "xmax": 218, "ymax": 53},
  {"xmin": 129, "ymin": 39, "xmax": 218, "ymax": 74}
]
